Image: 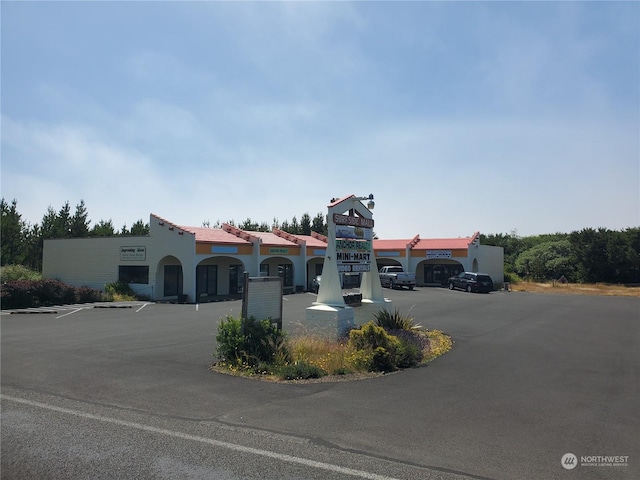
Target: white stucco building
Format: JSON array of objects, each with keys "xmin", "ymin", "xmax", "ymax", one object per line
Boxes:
[{"xmin": 43, "ymin": 213, "xmax": 503, "ymax": 303}]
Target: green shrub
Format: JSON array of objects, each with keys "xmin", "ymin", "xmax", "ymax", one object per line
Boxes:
[
  {"xmin": 371, "ymin": 346, "xmax": 395, "ymax": 372},
  {"xmin": 76, "ymin": 286, "xmax": 103, "ymax": 303},
  {"xmin": 374, "ymin": 308, "xmax": 421, "ymax": 331},
  {"xmin": 394, "ymin": 338, "xmax": 423, "ymax": 368},
  {"xmin": 276, "ymin": 362, "xmax": 326, "ymax": 380},
  {"xmin": 105, "ymin": 281, "xmax": 136, "ymax": 299},
  {"xmin": 0, "ymin": 280, "xmax": 35, "ymax": 309},
  {"xmin": 35, "ymin": 279, "xmax": 76, "ymax": 306},
  {"xmin": 348, "ymin": 322, "xmax": 401, "ymax": 372},
  {"xmin": 348, "ymin": 322, "xmax": 400, "ymax": 352},
  {"xmin": 215, "ymin": 316, "xmax": 245, "ymax": 364},
  {"xmin": 0, "ymin": 279, "xmax": 102, "ymax": 309},
  {"xmin": 0, "ymin": 265, "xmax": 41, "ymax": 283},
  {"xmin": 215, "ymin": 315, "xmax": 290, "ymax": 367}
]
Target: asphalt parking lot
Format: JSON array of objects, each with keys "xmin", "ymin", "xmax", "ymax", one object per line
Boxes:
[{"xmin": 2, "ymin": 288, "xmax": 639, "ymax": 479}]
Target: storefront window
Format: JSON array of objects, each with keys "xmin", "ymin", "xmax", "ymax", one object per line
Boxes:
[
  {"xmin": 424, "ymin": 263, "xmax": 463, "ymax": 286},
  {"xmin": 119, "ymin": 266, "xmax": 149, "ymax": 284},
  {"xmin": 196, "ymin": 265, "xmax": 217, "ymax": 296}
]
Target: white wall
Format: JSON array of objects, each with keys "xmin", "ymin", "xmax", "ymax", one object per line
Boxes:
[
  {"xmin": 43, "ymin": 237, "xmax": 146, "ymax": 293},
  {"xmin": 467, "ymin": 244, "xmax": 504, "ymax": 286}
]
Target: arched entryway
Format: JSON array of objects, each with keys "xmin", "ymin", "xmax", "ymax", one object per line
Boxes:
[
  {"xmin": 376, "ymin": 258, "xmax": 402, "ymax": 270},
  {"xmin": 261, "ymin": 257, "xmax": 295, "ymax": 294},
  {"xmin": 196, "ymin": 257, "xmax": 246, "ymax": 301}
]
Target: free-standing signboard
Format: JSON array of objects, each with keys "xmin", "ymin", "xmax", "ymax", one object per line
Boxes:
[{"xmin": 241, "ymin": 273, "xmax": 283, "ymax": 330}]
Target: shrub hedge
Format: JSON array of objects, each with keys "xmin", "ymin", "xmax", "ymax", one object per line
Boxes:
[{"xmin": 1, "ymin": 279, "xmax": 102, "ymax": 309}]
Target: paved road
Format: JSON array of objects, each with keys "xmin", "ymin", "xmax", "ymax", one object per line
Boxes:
[{"xmin": 1, "ymin": 289, "xmax": 638, "ymax": 479}]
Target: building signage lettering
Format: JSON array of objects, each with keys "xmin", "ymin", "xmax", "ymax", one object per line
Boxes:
[
  {"xmin": 337, "ymin": 252, "xmax": 371, "ymax": 263},
  {"xmin": 338, "ymin": 264, "xmax": 371, "ymax": 273},
  {"xmin": 269, "ymin": 248, "xmax": 289, "ymax": 255},
  {"xmin": 120, "ymin": 246, "xmax": 146, "ymax": 261},
  {"xmin": 335, "ymin": 239, "xmax": 371, "ymax": 251},
  {"xmin": 427, "ymin": 250, "xmax": 452, "ymax": 259},
  {"xmin": 333, "ymin": 214, "xmax": 374, "ymax": 228}
]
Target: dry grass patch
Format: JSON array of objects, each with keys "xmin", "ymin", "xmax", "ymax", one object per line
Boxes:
[
  {"xmin": 510, "ymin": 281, "xmax": 640, "ymax": 297},
  {"xmin": 289, "ymin": 336, "xmax": 356, "ymax": 375}
]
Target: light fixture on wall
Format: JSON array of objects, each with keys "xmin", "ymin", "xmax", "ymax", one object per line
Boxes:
[
  {"xmin": 366, "ymin": 193, "xmax": 375, "ymax": 210},
  {"xmin": 354, "ymin": 194, "xmax": 375, "ymax": 210}
]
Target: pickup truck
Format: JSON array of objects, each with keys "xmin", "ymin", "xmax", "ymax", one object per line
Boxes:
[{"xmin": 378, "ymin": 266, "xmax": 416, "ymax": 290}]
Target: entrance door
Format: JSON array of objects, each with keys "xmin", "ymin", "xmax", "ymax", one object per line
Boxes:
[
  {"xmin": 229, "ymin": 265, "xmax": 243, "ymax": 294},
  {"xmin": 424, "ymin": 263, "xmax": 463, "ymax": 286},
  {"xmin": 164, "ymin": 265, "xmax": 183, "ymax": 296},
  {"xmin": 196, "ymin": 265, "xmax": 217, "ymax": 297}
]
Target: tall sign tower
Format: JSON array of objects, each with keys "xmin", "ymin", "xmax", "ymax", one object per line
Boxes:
[{"xmin": 305, "ymin": 194, "xmax": 391, "ymax": 337}]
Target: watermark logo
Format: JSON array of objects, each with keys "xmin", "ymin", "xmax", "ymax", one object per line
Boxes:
[
  {"xmin": 562, "ymin": 453, "xmax": 629, "ymax": 469},
  {"xmin": 561, "ymin": 453, "xmax": 578, "ymax": 470}
]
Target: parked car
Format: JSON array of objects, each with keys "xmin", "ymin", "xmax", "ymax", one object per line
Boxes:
[
  {"xmin": 378, "ymin": 266, "xmax": 416, "ymax": 290},
  {"xmin": 448, "ymin": 272, "xmax": 494, "ymax": 293},
  {"xmin": 310, "ymin": 275, "xmax": 321, "ymax": 293}
]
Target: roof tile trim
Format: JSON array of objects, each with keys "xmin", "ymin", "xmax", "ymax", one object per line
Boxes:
[
  {"xmin": 151, "ymin": 214, "xmax": 194, "ymax": 236},
  {"xmin": 311, "ymin": 231, "xmax": 328, "ymax": 243},
  {"xmin": 272, "ymin": 228, "xmax": 305, "ymax": 245},
  {"xmin": 222, "ymin": 223, "xmax": 259, "ymax": 242}
]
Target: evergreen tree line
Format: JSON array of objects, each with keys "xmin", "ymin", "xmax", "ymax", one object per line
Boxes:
[
  {"xmin": 480, "ymin": 228, "xmax": 640, "ymax": 284},
  {"xmin": 206, "ymin": 212, "xmax": 328, "ymax": 237},
  {"xmin": 3, "ymin": 198, "xmax": 638, "ymax": 284},
  {"xmin": 1, "ymin": 199, "xmax": 150, "ymax": 271}
]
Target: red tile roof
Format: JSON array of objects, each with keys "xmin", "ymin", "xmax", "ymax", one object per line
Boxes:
[
  {"xmin": 249, "ymin": 231, "xmax": 299, "ymax": 246},
  {"xmin": 373, "ymin": 239, "xmax": 412, "ymax": 250},
  {"xmin": 374, "ymin": 234, "xmax": 477, "ymax": 251},
  {"xmin": 152, "ymin": 214, "xmax": 479, "ymax": 251},
  {"xmin": 413, "ymin": 237, "xmax": 473, "ymax": 249},
  {"xmin": 296, "ymin": 235, "xmax": 328, "ymax": 248},
  {"xmin": 181, "ymin": 226, "xmax": 252, "ymax": 245}
]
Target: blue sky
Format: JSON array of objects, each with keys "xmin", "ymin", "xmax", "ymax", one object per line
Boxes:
[{"xmin": 2, "ymin": 1, "xmax": 638, "ymax": 239}]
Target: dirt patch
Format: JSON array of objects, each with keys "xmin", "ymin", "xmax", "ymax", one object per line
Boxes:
[{"xmin": 510, "ymin": 282, "xmax": 640, "ymax": 297}]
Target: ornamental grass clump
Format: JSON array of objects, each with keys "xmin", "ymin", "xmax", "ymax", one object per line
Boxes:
[
  {"xmin": 372, "ymin": 309, "xmax": 426, "ymax": 369},
  {"xmin": 373, "ymin": 308, "xmax": 421, "ymax": 331}
]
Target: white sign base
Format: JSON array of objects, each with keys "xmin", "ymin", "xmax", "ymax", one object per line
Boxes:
[
  {"xmin": 354, "ymin": 298, "xmax": 393, "ymax": 328},
  {"xmin": 305, "ymin": 304, "xmax": 355, "ymax": 338}
]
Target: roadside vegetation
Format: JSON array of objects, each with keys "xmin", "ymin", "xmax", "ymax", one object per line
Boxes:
[
  {"xmin": 0, "ymin": 265, "xmax": 136, "ymax": 309},
  {"xmin": 212, "ymin": 309, "xmax": 453, "ymax": 382},
  {"xmin": 482, "ymin": 228, "xmax": 639, "ymax": 285},
  {"xmin": 509, "ymin": 280, "xmax": 640, "ymax": 297}
]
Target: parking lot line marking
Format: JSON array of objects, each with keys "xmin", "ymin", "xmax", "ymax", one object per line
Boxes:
[
  {"xmin": 136, "ymin": 303, "xmax": 150, "ymax": 313},
  {"xmin": 1, "ymin": 394, "xmax": 401, "ymax": 480},
  {"xmin": 55, "ymin": 308, "xmax": 83, "ymax": 319}
]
